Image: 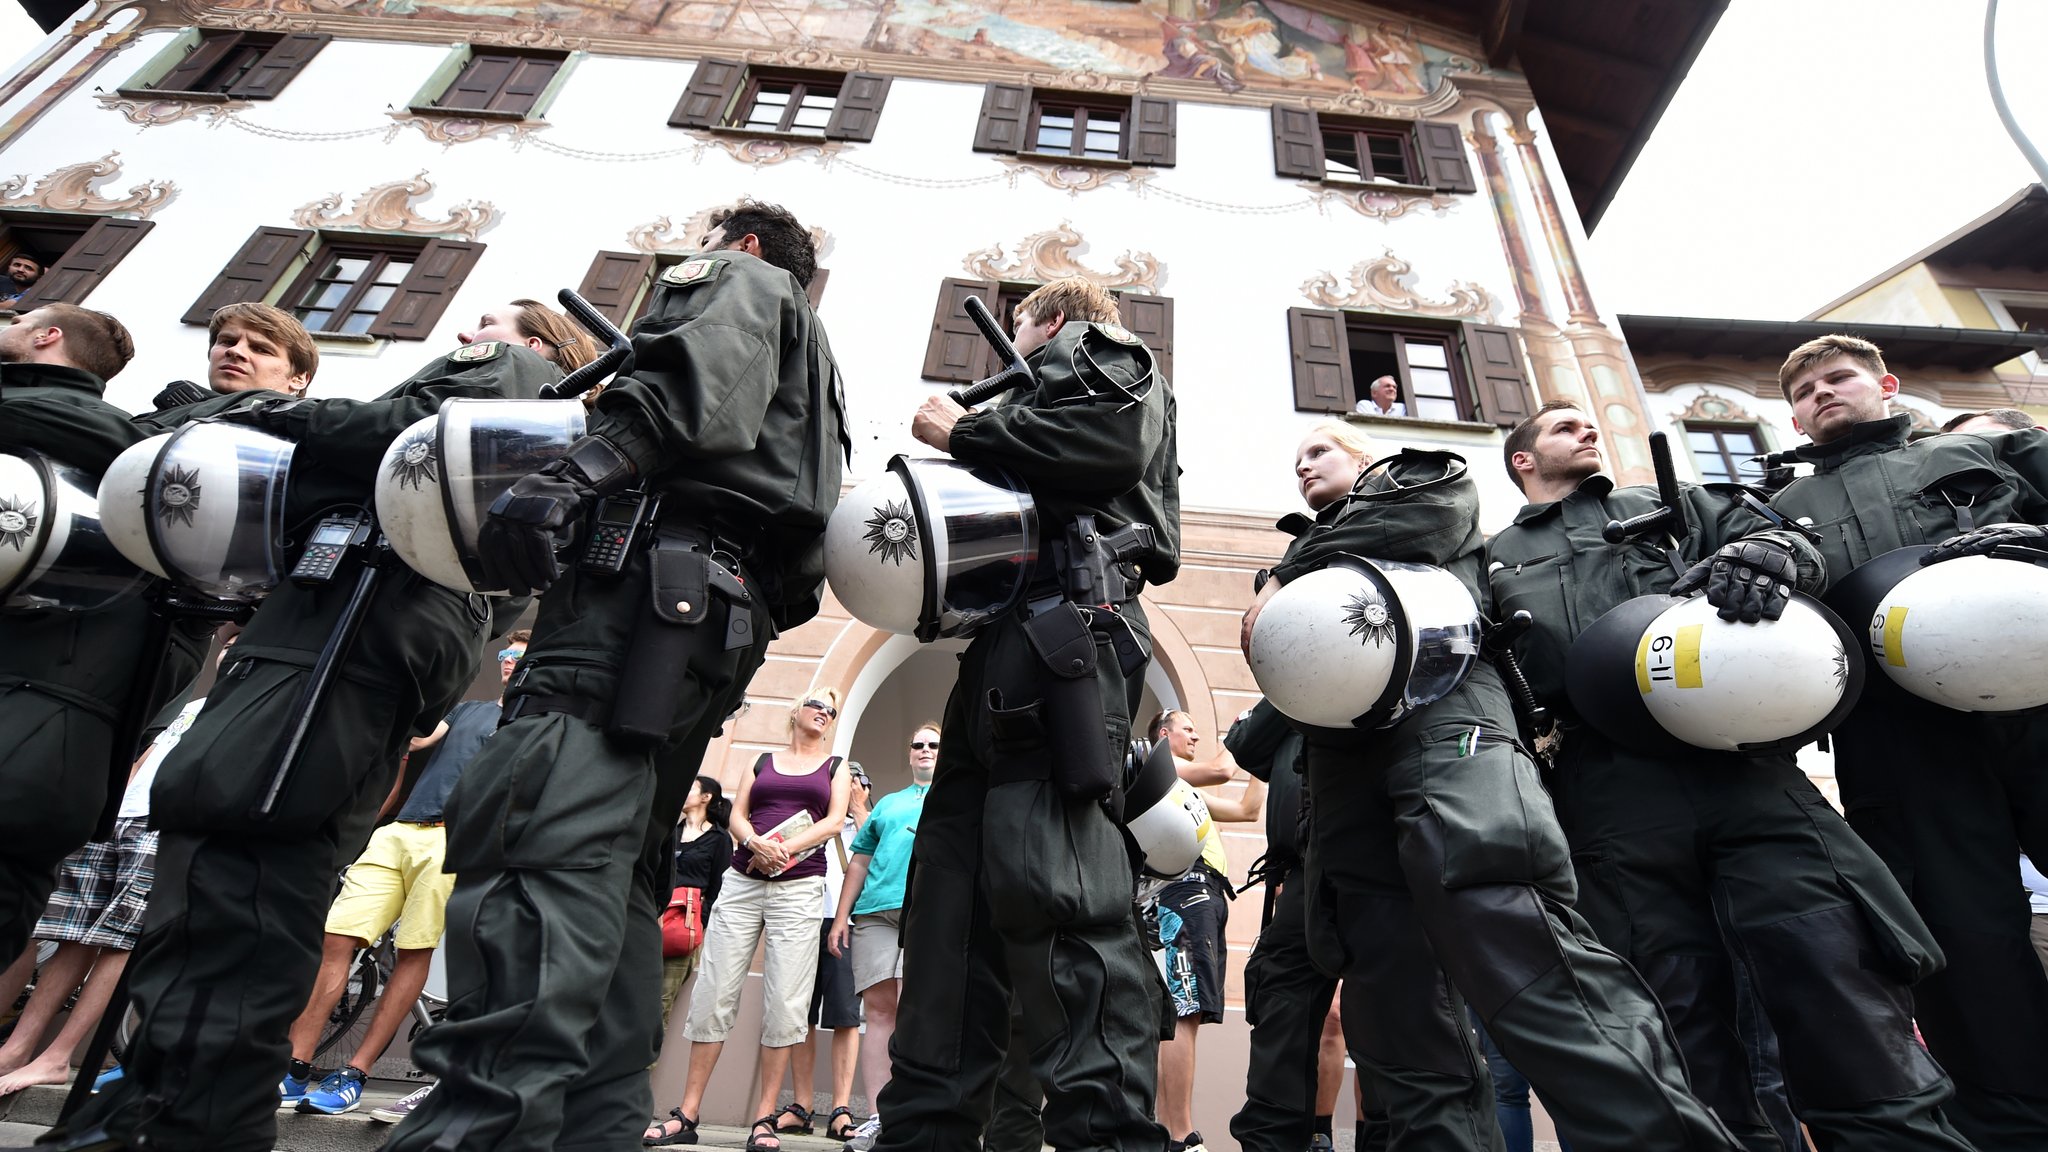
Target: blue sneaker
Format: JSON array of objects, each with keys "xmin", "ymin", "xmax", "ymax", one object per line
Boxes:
[
  {"xmin": 278, "ymin": 1070, "xmax": 313, "ymax": 1109},
  {"xmin": 298, "ymin": 1066, "xmax": 367, "ymax": 1115},
  {"xmin": 91, "ymin": 1065, "xmax": 124, "ymax": 1093}
]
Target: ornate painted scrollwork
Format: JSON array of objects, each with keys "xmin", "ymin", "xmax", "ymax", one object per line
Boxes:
[
  {"xmin": 95, "ymin": 91, "xmax": 247, "ymax": 128},
  {"xmin": 1301, "ymin": 249, "xmax": 1496, "ymax": 321},
  {"xmin": 386, "ymin": 111, "xmax": 548, "ymax": 148},
  {"xmin": 0, "ymin": 152, "xmax": 175, "ymax": 218},
  {"xmin": 291, "ymin": 171, "xmax": 497, "ymax": 241},
  {"xmin": 626, "ymin": 209, "xmax": 831, "ymax": 258},
  {"xmin": 996, "ymin": 156, "xmax": 1154, "ymax": 197},
  {"xmin": 961, "ymin": 222, "xmax": 1161, "ymax": 292}
]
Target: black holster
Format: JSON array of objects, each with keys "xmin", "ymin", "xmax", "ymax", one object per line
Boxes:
[
  {"xmin": 610, "ymin": 527, "xmax": 751, "ymax": 745},
  {"xmin": 1020, "ymin": 601, "xmax": 1116, "ymax": 803}
]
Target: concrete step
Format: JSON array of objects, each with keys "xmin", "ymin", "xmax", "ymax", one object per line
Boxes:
[{"xmin": 0, "ymin": 1079, "xmax": 863, "ymax": 1152}]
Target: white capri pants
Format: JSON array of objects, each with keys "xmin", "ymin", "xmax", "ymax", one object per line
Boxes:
[{"xmin": 683, "ymin": 870, "xmax": 824, "ymax": 1049}]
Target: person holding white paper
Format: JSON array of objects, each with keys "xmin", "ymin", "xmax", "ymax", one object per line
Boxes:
[{"xmin": 655, "ymin": 691, "xmax": 851, "ymax": 1151}]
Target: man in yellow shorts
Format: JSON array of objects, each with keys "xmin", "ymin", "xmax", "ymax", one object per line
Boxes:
[{"xmin": 277, "ymin": 631, "xmax": 529, "ymax": 1118}]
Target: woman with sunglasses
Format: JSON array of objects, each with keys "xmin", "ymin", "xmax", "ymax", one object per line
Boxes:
[{"xmin": 650, "ymin": 689, "xmax": 851, "ymax": 1151}]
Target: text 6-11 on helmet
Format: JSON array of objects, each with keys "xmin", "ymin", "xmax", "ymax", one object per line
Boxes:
[
  {"xmin": 1824, "ymin": 542, "xmax": 2048, "ymax": 713},
  {"xmin": 824, "ymin": 455, "xmax": 1038, "ymax": 642},
  {"xmin": 1247, "ymin": 555, "xmax": 1482, "ymax": 730},
  {"xmin": 1565, "ymin": 591, "xmax": 1864, "ymax": 756},
  {"xmin": 377, "ymin": 399, "xmax": 588, "ymax": 595},
  {"xmin": 0, "ymin": 449, "xmax": 145, "ymax": 612},
  {"xmin": 99, "ymin": 422, "xmax": 296, "ymax": 603}
]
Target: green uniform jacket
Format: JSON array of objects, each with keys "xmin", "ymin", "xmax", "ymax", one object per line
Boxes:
[
  {"xmin": 1272, "ymin": 449, "xmax": 1484, "ymax": 605},
  {"xmin": 1485, "ymin": 476, "xmax": 1825, "ymax": 707},
  {"xmin": 950, "ymin": 320, "xmax": 1180, "ymax": 585},
  {"xmin": 0, "ymin": 362, "xmax": 144, "ymax": 474},
  {"xmin": 589, "ymin": 250, "xmax": 849, "ymax": 630},
  {"xmin": 1771, "ymin": 414, "xmax": 2048, "ymax": 576}
]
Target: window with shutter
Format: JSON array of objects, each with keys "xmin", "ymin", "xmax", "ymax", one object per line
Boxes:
[
  {"xmin": 1270, "ymin": 105, "xmax": 1323, "ymax": 179},
  {"xmin": 923, "ymin": 279, "xmax": 999, "ymax": 383},
  {"xmin": 972, "ymin": 83, "xmax": 1032, "ymax": 154},
  {"xmin": 1414, "ymin": 121, "xmax": 1476, "ymax": 194},
  {"xmin": 422, "ymin": 49, "xmax": 568, "ymax": 119},
  {"xmin": 1127, "ymin": 96, "xmax": 1177, "ymax": 168},
  {"xmin": 181, "ymin": 226, "xmax": 314, "ymax": 325},
  {"xmin": 1117, "ymin": 293, "xmax": 1175, "ymax": 381},
  {"xmin": 1684, "ymin": 423, "xmax": 1768, "ymax": 485},
  {"xmin": 576, "ymin": 251, "xmax": 655, "ymax": 328},
  {"xmin": 274, "ymin": 236, "xmax": 482, "ymax": 340},
  {"xmin": 1288, "ymin": 311, "xmax": 1525, "ymax": 424},
  {"xmin": 978, "ymin": 89, "xmax": 1174, "ymax": 167},
  {"xmin": 669, "ymin": 61, "xmax": 890, "ymax": 142},
  {"xmin": 368, "ymin": 240, "xmax": 485, "ymax": 339},
  {"xmin": 1271, "ymin": 107, "xmax": 1476, "ymax": 194},
  {"xmin": 12, "ymin": 217, "xmax": 154, "ymax": 308}
]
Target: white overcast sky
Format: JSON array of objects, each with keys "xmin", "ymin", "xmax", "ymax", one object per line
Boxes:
[
  {"xmin": 1584, "ymin": 0, "xmax": 2048, "ymax": 321},
  {"xmin": 3, "ymin": 0, "xmax": 2044, "ymax": 326}
]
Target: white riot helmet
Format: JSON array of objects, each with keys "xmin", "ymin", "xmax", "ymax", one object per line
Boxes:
[
  {"xmin": 825, "ymin": 455, "xmax": 1038, "ymax": 642},
  {"xmin": 0, "ymin": 450, "xmax": 144, "ymax": 612},
  {"xmin": 1825, "ymin": 543, "xmax": 2048, "ymax": 713},
  {"xmin": 1248, "ymin": 556, "xmax": 1482, "ymax": 729},
  {"xmin": 100, "ymin": 423, "xmax": 296, "ymax": 602},
  {"xmin": 1565, "ymin": 592, "xmax": 1863, "ymax": 755},
  {"xmin": 1122, "ymin": 739, "xmax": 1212, "ymax": 879},
  {"xmin": 376, "ymin": 400, "xmax": 587, "ymax": 594}
]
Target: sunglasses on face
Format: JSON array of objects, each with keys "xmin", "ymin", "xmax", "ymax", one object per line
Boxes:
[
  {"xmin": 497, "ymin": 648, "xmax": 525, "ymax": 662},
  {"xmin": 909, "ymin": 741, "xmax": 939, "ymax": 751},
  {"xmin": 803, "ymin": 699, "xmax": 839, "ymax": 719}
]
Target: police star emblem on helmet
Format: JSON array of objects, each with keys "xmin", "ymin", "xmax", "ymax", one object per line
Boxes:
[
  {"xmin": 863, "ymin": 499, "xmax": 918, "ymax": 566},
  {"xmin": 156, "ymin": 465, "xmax": 202, "ymax": 529},
  {"xmin": 1832, "ymin": 647, "xmax": 1848, "ymax": 690},
  {"xmin": 1342, "ymin": 589, "xmax": 1397, "ymax": 648},
  {"xmin": 0, "ymin": 496, "xmax": 35, "ymax": 551},
  {"xmin": 389, "ymin": 429, "xmax": 439, "ymax": 491}
]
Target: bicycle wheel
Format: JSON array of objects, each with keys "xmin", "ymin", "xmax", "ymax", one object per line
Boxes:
[{"xmin": 312, "ymin": 945, "xmax": 383, "ymax": 1062}]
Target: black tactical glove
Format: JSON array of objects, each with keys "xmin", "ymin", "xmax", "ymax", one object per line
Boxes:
[
  {"xmin": 210, "ymin": 395, "xmax": 310, "ymax": 438},
  {"xmin": 1922, "ymin": 522, "xmax": 2048, "ymax": 565},
  {"xmin": 475, "ymin": 434, "xmax": 636, "ymax": 596},
  {"xmin": 151, "ymin": 380, "xmax": 208, "ymax": 411},
  {"xmin": 1670, "ymin": 539, "xmax": 1798, "ymax": 624}
]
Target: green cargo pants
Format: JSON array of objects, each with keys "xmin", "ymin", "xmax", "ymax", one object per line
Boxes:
[
  {"xmin": 875, "ymin": 604, "xmax": 1166, "ymax": 1152},
  {"xmin": 1554, "ymin": 728, "xmax": 1970, "ymax": 1152},
  {"xmin": 1229, "ymin": 868, "xmax": 1340, "ymax": 1152},
  {"xmin": 382, "ymin": 553, "xmax": 768, "ymax": 1152},
  {"xmin": 1302, "ymin": 663, "xmax": 1741, "ymax": 1152},
  {"xmin": 64, "ymin": 573, "xmax": 490, "ymax": 1152}
]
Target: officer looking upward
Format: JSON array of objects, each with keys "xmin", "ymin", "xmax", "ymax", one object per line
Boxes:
[
  {"xmin": 1238, "ymin": 420, "xmax": 1744, "ymax": 1152},
  {"xmin": 1771, "ymin": 334, "xmax": 2048, "ymax": 1148},
  {"xmin": 1486, "ymin": 401, "xmax": 1974, "ymax": 1152},
  {"xmin": 383, "ymin": 201, "xmax": 848, "ymax": 1152},
  {"xmin": 46, "ymin": 302, "xmax": 562, "ymax": 1152},
  {"xmin": 0, "ymin": 305, "xmax": 207, "ymax": 967},
  {"xmin": 876, "ymin": 276, "xmax": 1178, "ymax": 1152}
]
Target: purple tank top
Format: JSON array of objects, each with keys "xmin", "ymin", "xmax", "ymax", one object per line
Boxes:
[{"xmin": 732, "ymin": 752, "xmax": 838, "ymax": 881}]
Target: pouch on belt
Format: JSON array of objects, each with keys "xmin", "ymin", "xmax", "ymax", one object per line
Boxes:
[
  {"xmin": 1020, "ymin": 602, "xmax": 1115, "ymax": 803},
  {"xmin": 611, "ymin": 532, "xmax": 752, "ymax": 745}
]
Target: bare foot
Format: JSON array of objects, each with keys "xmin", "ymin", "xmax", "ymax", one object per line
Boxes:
[
  {"xmin": 0, "ymin": 1044, "xmax": 35, "ymax": 1081},
  {"xmin": 0, "ymin": 1057, "xmax": 72, "ymax": 1095}
]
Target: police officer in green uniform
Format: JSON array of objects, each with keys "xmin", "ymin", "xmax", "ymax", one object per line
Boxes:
[
  {"xmin": 875, "ymin": 277, "xmax": 1176, "ymax": 1152},
  {"xmin": 0, "ymin": 304, "xmax": 205, "ymax": 965},
  {"xmin": 1485, "ymin": 400, "xmax": 1972, "ymax": 1152},
  {"xmin": 1771, "ymin": 334, "xmax": 2048, "ymax": 1149},
  {"xmin": 1224, "ymin": 698, "xmax": 1339, "ymax": 1152},
  {"xmin": 381, "ymin": 202, "xmax": 846, "ymax": 1152},
  {"xmin": 48, "ymin": 303, "xmax": 560, "ymax": 1152},
  {"xmin": 1242, "ymin": 420, "xmax": 1743, "ymax": 1152}
]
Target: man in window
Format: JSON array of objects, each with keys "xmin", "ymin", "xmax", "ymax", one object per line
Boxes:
[
  {"xmin": 1487, "ymin": 399, "xmax": 1973, "ymax": 1151},
  {"xmin": 1353, "ymin": 375, "xmax": 1406, "ymax": 418},
  {"xmin": 0, "ymin": 254, "xmax": 43, "ymax": 311},
  {"xmin": 1772, "ymin": 334, "xmax": 2048, "ymax": 1147},
  {"xmin": 52, "ymin": 307, "xmax": 561, "ymax": 1152},
  {"xmin": 379, "ymin": 201, "xmax": 848, "ymax": 1152}
]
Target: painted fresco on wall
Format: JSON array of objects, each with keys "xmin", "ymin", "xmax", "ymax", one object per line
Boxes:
[{"xmin": 205, "ymin": 0, "xmax": 1486, "ymax": 101}]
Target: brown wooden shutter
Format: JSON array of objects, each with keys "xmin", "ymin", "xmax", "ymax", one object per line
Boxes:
[
  {"xmin": 805, "ymin": 267, "xmax": 830, "ymax": 308},
  {"xmin": 1118, "ymin": 293, "xmax": 1174, "ymax": 382},
  {"xmin": 824, "ymin": 73, "xmax": 890, "ymax": 142},
  {"xmin": 972, "ymin": 83, "xmax": 1031, "ymax": 154},
  {"xmin": 1415, "ymin": 121, "xmax": 1476, "ymax": 193},
  {"xmin": 368, "ymin": 240, "xmax": 484, "ymax": 340},
  {"xmin": 1286, "ymin": 307, "xmax": 1352, "ymax": 412},
  {"xmin": 180, "ymin": 226, "xmax": 313, "ymax": 325},
  {"xmin": 669, "ymin": 59, "xmax": 745, "ymax": 129},
  {"xmin": 1128, "ymin": 96, "xmax": 1176, "ymax": 167},
  {"xmin": 225, "ymin": 33, "xmax": 328, "ymax": 99},
  {"xmin": 491, "ymin": 55, "xmax": 561, "ymax": 116},
  {"xmin": 436, "ymin": 53, "xmax": 511, "ymax": 111},
  {"xmin": 21, "ymin": 219, "xmax": 154, "ymax": 306},
  {"xmin": 1271, "ymin": 104, "xmax": 1323, "ymax": 179},
  {"xmin": 1463, "ymin": 323, "xmax": 1533, "ymax": 427},
  {"xmin": 922, "ymin": 278, "xmax": 998, "ymax": 383},
  {"xmin": 575, "ymin": 250, "xmax": 654, "ymax": 327},
  {"xmin": 153, "ymin": 32, "xmax": 241, "ymax": 93}
]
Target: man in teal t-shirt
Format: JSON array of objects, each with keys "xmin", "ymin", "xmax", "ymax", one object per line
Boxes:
[{"xmin": 828, "ymin": 724, "xmax": 937, "ymax": 1151}]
